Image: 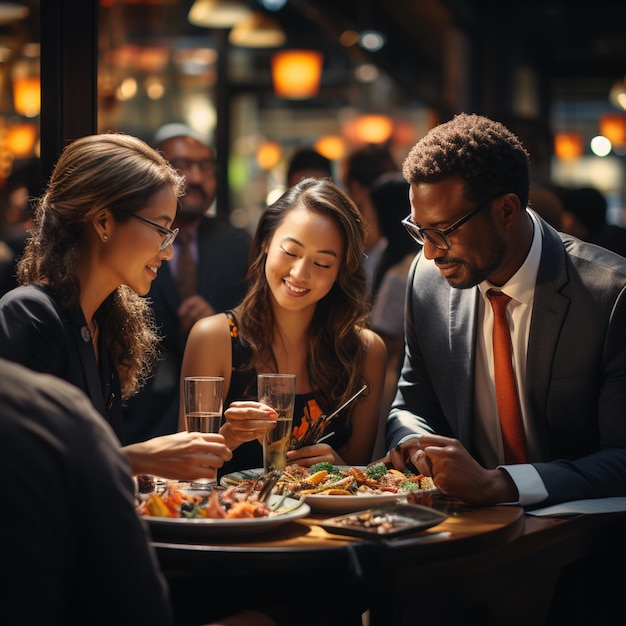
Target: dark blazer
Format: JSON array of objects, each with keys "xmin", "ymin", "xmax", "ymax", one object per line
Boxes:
[
  {"xmin": 0, "ymin": 358, "xmax": 171, "ymax": 625},
  {"xmin": 122, "ymin": 215, "xmax": 251, "ymax": 443},
  {"xmin": 386, "ymin": 213, "xmax": 626, "ymax": 506},
  {"xmin": 0, "ymin": 283, "xmax": 123, "ymax": 439}
]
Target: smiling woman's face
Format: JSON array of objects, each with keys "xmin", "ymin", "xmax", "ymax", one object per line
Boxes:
[
  {"xmin": 105, "ymin": 185, "xmax": 178, "ymax": 296},
  {"xmin": 264, "ymin": 205, "xmax": 345, "ymax": 312}
]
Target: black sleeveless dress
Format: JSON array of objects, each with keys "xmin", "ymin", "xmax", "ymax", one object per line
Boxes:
[{"xmin": 218, "ymin": 311, "xmax": 350, "ymax": 477}]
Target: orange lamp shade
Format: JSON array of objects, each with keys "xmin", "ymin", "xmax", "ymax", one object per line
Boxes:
[
  {"xmin": 314, "ymin": 135, "xmax": 346, "ymax": 161},
  {"xmin": 554, "ymin": 132, "xmax": 583, "ymax": 160},
  {"xmin": 13, "ymin": 75, "xmax": 40, "ymax": 118},
  {"xmin": 353, "ymin": 114, "xmax": 393, "ymax": 144},
  {"xmin": 6, "ymin": 123, "xmax": 38, "ymax": 157},
  {"xmin": 599, "ymin": 113, "xmax": 626, "ymax": 146},
  {"xmin": 256, "ymin": 141, "xmax": 282, "ymax": 170},
  {"xmin": 271, "ymin": 50, "xmax": 323, "ymax": 99}
]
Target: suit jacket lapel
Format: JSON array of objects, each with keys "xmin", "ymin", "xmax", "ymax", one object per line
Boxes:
[
  {"xmin": 449, "ymin": 286, "xmax": 479, "ymax": 446},
  {"xmin": 66, "ymin": 306, "xmax": 107, "ymax": 416},
  {"xmin": 526, "ymin": 217, "xmax": 571, "ymax": 459}
]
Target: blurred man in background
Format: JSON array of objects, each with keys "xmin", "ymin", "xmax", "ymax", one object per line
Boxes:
[
  {"xmin": 342, "ymin": 143, "xmax": 398, "ymax": 298},
  {"xmin": 122, "ymin": 124, "xmax": 251, "ymax": 444},
  {"xmin": 0, "ymin": 158, "xmax": 41, "ymax": 297},
  {"xmin": 286, "ymin": 146, "xmax": 332, "ymax": 187}
]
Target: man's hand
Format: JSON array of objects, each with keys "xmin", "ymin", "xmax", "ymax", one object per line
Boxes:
[{"xmin": 390, "ymin": 434, "xmax": 519, "ymax": 505}]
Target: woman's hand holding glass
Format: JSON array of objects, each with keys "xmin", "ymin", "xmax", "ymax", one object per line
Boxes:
[
  {"xmin": 223, "ymin": 402, "xmax": 341, "ymax": 467},
  {"xmin": 124, "ymin": 431, "xmax": 232, "ymax": 480},
  {"xmin": 223, "ymin": 401, "xmax": 279, "ymax": 449}
]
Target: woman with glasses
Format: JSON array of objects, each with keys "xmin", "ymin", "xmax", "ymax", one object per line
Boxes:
[{"xmin": 0, "ymin": 133, "xmax": 232, "ymax": 481}]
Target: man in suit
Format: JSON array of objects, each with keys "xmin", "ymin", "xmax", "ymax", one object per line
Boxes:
[
  {"xmin": 123, "ymin": 124, "xmax": 251, "ymax": 444},
  {"xmin": 0, "ymin": 358, "xmax": 172, "ymax": 625},
  {"xmin": 384, "ymin": 113, "xmax": 626, "ymax": 510}
]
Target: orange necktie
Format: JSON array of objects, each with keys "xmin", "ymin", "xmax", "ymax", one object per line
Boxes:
[
  {"xmin": 176, "ymin": 230, "xmax": 197, "ymax": 301},
  {"xmin": 486, "ymin": 289, "xmax": 527, "ymax": 463}
]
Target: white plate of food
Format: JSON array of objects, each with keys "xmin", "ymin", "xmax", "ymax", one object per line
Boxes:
[
  {"xmin": 137, "ymin": 481, "xmax": 310, "ymax": 536},
  {"xmin": 220, "ymin": 464, "xmax": 437, "ymax": 514},
  {"xmin": 305, "ymin": 491, "xmax": 412, "ymax": 513}
]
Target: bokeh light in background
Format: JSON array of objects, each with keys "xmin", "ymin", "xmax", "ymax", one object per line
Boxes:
[
  {"xmin": 598, "ymin": 113, "xmax": 626, "ymax": 147},
  {"xmin": 271, "ymin": 50, "xmax": 323, "ymax": 99},
  {"xmin": 590, "ymin": 135, "xmax": 612, "ymax": 157},
  {"xmin": 343, "ymin": 114, "xmax": 394, "ymax": 145},
  {"xmin": 256, "ymin": 140, "xmax": 282, "ymax": 170},
  {"xmin": 314, "ymin": 135, "xmax": 346, "ymax": 161},
  {"xmin": 554, "ymin": 132, "xmax": 583, "ymax": 160}
]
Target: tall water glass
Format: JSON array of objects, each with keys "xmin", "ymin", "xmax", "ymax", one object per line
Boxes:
[
  {"xmin": 184, "ymin": 376, "xmax": 224, "ymax": 490},
  {"xmin": 258, "ymin": 374, "xmax": 296, "ymax": 473}
]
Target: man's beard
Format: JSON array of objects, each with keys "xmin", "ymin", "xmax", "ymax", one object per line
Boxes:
[
  {"xmin": 437, "ymin": 229, "xmax": 506, "ymax": 290},
  {"xmin": 179, "ymin": 183, "xmax": 210, "ymax": 216}
]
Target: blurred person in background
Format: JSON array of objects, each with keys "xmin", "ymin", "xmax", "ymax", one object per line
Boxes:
[
  {"xmin": 286, "ymin": 146, "xmax": 332, "ymax": 187},
  {"xmin": 367, "ymin": 172, "xmax": 420, "ymax": 457},
  {"xmin": 527, "ymin": 184, "xmax": 565, "ymax": 230},
  {"xmin": 341, "ymin": 143, "xmax": 399, "ymax": 299},
  {"xmin": 0, "ymin": 157, "xmax": 41, "ymax": 297},
  {"xmin": 122, "ymin": 123, "xmax": 251, "ymax": 444},
  {"xmin": 559, "ymin": 185, "xmax": 626, "ymax": 258},
  {"xmin": 0, "ymin": 133, "xmax": 232, "ymax": 483}
]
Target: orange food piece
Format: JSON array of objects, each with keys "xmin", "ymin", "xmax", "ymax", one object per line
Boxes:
[
  {"xmin": 227, "ymin": 501, "xmax": 264, "ymax": 519},
  {"xmin": 305, "ymin": 470, "xmax": 328, "ymax": 484}
]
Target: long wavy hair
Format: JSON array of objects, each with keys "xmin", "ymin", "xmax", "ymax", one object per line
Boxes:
[
  {"xmin": 236, "ymin": 177, "xmax": 370, "ymax": 415},
  {"xmin": 17, "ymin": 133, "xmax": 185, "ymax": 398}
]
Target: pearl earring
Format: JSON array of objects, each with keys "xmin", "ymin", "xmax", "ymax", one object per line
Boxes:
[{"xmin": 102, "ymin": 234, "xmax": 108, "ymax": 241}]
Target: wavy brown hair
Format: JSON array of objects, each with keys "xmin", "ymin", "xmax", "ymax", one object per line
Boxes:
[
  {"xmin": 236, "ymin": 177, "xmax": 370, "ymax": 415},
  {"xmin": 17, "ymin": 133, "xmax": 185, "ymax": 398}
]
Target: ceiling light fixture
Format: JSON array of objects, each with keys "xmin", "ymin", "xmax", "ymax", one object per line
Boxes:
[
  {"xmin": 188, "ymin": 0, "xmax": 253, "ymax": 29},
  {"xmin": 229, "ymin": 11, "xmax": 286, "ymax": 48},
  {"xmin": 0, "ymin": 2, "xmax": 29, "ymax": 26}
]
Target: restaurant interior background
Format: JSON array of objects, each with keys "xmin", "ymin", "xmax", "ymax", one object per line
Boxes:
[{"xmin": 2, "ymin": 0, "xmax": 626, "ymax": 230}]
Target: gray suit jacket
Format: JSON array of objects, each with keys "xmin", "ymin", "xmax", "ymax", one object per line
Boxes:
[{"xmin": 386, "ymin": 213, "xmax": 626, "ymax": 505}]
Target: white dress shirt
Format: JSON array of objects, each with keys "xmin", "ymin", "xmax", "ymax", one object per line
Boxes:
[
  {"xmin": 474, "ymin": 210, "xmax": 548, "ymax": 505},
  {"xmin": 398, "ymin": 210, "xmax": 548, "ymax": 505}
]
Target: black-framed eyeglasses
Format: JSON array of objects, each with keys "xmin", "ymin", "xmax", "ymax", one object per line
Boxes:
[
  {"xmin": 169, "ymin": 157, "xmax": 216, "ymax": 176},
  {"xmin": 401, "ymin": 194, "xmax": 506, "ymax": 250},
  {"xmin": 116, "ymin": 210, "xmax": 179, "ymax": 251}
]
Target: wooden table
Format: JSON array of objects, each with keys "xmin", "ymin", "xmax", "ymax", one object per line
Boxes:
[{"xmin": 149, "ymin": 496, "xmax": 626, "ymax": 626}]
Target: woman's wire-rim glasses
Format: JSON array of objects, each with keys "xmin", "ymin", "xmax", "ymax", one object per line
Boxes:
[
  {"xmin": 401, "ymin": 193, "xmax": 507, "ymax": 250},
  {"xmin": 116, "ymin": 209, "xmax": 179, "ymax": 251}
]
